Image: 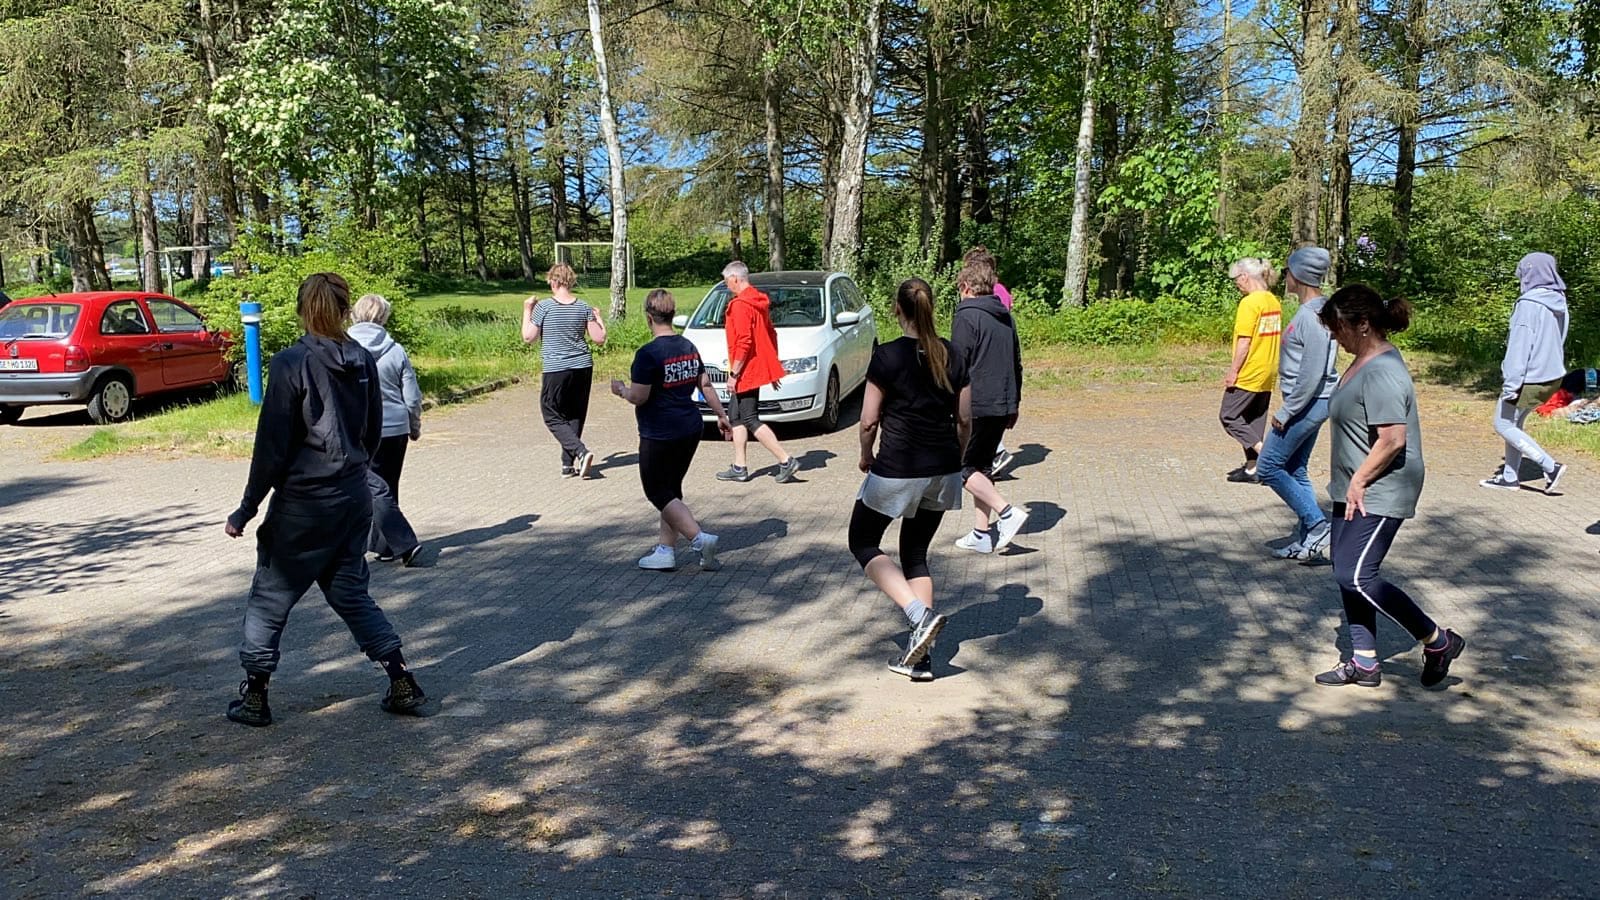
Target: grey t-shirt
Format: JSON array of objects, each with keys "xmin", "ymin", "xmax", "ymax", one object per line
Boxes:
[{"xmin": 1327, "ymin": 349, "xmax": 1425, "ymax": 519}]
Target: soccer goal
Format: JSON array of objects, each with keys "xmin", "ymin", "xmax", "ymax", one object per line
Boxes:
[{"xmin": 554, "ymin": 241, "xmax": 634, "ymax": 291}]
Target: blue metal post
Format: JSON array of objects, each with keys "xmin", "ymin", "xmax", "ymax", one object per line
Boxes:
[{"xmin": 240, "ymin": 300, "xmax": 263, "ymax": 404}]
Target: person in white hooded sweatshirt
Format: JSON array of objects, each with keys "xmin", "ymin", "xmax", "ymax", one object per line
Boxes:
[
  {"xmin": 350, "ymin": 294, "xmax": 425, "ymax": 564},
  {"xmin": 1481, "ymin": 253, "xmax": 1569, "ymax": 494}
]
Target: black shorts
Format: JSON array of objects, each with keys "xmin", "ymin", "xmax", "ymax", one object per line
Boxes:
[
  {"xmin": 639, "ymin": 435, "xmax": 700, "ymax": 510},
  {"xmin": 962, "ymin": 415, "xmax": 1009, "ymax": 480},
  {"xmin": 730, "ymin": 389, "xmax": 763, "ymax": 432}
]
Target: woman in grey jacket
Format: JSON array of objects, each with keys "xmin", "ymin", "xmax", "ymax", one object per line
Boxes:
[
  {"xmin": 1481, "ymin": 253, "xmax": 1569, "ymax": 494},
  {"xmin": 350, "ymin": 294, "xmax": 425, "ymax": 565}
]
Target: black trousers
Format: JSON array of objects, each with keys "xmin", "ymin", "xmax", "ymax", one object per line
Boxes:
[
  {"xmin": 368, "ymin": 434, "xmax": 418, "ymax": 557},
  {"xmin": 1330, "ymin": 504, "xmax": 1436, "ymax": 652},
  {"xmin": 541, "ymin": 367, "xmax": 593, "ymax": 467},
  {"xmin": 848, "ymin": 500, "xmax": 947, "ymax": 580},
  {"xmin": 239, "ymin": 494, "xmax": 403, "ymax": 674}
]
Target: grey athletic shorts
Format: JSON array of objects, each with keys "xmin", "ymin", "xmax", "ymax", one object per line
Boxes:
[{"xmin": 857, "ymin": 471, "xmax": 964, "ymax": 519}]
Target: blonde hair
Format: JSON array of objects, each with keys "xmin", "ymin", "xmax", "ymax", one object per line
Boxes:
[
  {"xmin": 645, "ymin": 288, "xmax": 675, "ymax": 324},
  {"xmin": 297, "ymin": 273, "xmax": 352, "ymax": 341},
  {"xmin": 1228, "ymin": 258, "xmax": 1278, "ymax": 288},
  {"xmin": 546, "ymin": 263, "xmax": 578, "ymax": 291},
  {"xmin": 351, "ymin": 293, "xmax": 392, "ymax": 326}
]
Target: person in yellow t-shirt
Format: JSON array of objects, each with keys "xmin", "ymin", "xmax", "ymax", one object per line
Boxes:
[{"xmin": 1220, "ymin": 258, "xmax": 1283, "ymax": 483}]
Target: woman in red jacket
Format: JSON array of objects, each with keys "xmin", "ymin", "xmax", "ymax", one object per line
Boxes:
[{"xmin": 716, "ymin": 261, "xmax": 800, "ymax": 484}]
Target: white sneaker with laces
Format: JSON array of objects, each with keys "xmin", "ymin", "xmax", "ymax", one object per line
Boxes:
[
  {"xmin": 955, "ymin": 530, "xmax": 993, "ymax": 553},
  {"xmin": 994, "ymin": 506, "xmax": 1026, "ymax": 551},
  {"xmin": 638, "ymin": 545, "xmax": 677, "ymax": 570},
  {"xmin": 693, "ymin": 532, "xmax": 720, "ymax": 571}
]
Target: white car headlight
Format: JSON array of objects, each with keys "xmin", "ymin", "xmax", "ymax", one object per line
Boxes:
[{"xmin": 781, "ymin": 356, "xmax": 818, "ymax": 374}]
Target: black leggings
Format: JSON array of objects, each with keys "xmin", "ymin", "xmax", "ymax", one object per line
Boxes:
[
  {"xmin": 1330, "ymin": 504, "xmax": 1437, "ymax": 653},
  {"xmin": 639, "ymin": 435, "xmax": 699, "ymax": 511},
  {"xmin": 848, "ymin": 500, "xmax": 946, "ymax": 580}
]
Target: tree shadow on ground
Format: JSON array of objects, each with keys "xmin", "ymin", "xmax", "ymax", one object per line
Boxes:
[{"xmin": 2, "ymin": 497, "xmax": 1597, "ymax": 896}]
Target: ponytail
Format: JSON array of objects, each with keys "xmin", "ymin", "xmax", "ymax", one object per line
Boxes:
[{"xmin": 896, "ymin": 278, "xmax": 951, "ymax": 392}]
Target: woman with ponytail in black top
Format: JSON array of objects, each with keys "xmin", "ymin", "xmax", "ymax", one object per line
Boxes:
[{"xmin": 849, "ymin": 278, "xmax": 968, "ymax": 681}]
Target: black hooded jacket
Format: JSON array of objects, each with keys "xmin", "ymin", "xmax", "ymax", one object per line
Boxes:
[
  {"xmin": 950, "ymin": 294, "xmax": 1023, "ymax": 418},
  {"xmin": 228, "ymin": 334, "xmax": 381, "ymax": 528}
]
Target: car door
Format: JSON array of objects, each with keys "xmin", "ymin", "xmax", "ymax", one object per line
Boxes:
[
  {"xmin": 832, "ymin": 278, "xmax": 872, "ymax": 388},
  {"xmin": 96, "ymin": 298, "xmax": 164, "ymax": 393},
  {"xmin": 143, "ymin": 297, "xmax": 227, "ymax": 387}
]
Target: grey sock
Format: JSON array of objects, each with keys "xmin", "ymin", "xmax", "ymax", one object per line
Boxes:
[{"xmin": 904, "ymin": 600, "xmax": 928, "ymax": 627}]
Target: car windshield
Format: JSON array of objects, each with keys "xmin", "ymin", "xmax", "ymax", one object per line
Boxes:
[
  {"xmin": 0, "ymin": 302, "xmax": 80, "ymax": 339},
  {"xmin": 688, "ymin": 285, "xmax": 826, "ymax": 329}
]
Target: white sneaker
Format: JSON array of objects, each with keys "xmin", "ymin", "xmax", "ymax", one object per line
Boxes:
[
  {"xmin": 955, "ymin": 530, "xmax": 993, "ymax": 553},
  {"xmin": 1302, "ymin": 521, "xmax": 1332, "ymax": 556},
  {"xmin": 638, "ymin": 545, "xmax": 676, "ymax": 570},
  {"xmin": 993, "ymin": 506, "xmax": 1026, "ymax": 551},
  {"xmin": 693, "ymin": 532, "xmax": 720, "ymax": 571},
  {"xmin": 576, "ymin": 450, "xmax": 596, "ymax": 479},
  {"xmin": 1271, "ymin": 540, "xmax": 1307, "ymax": 560}
]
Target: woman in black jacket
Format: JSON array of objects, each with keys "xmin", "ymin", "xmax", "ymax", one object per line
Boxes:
[{"xmin": 222, "ymin": 273, "xmax": 426, "ymax": 727}]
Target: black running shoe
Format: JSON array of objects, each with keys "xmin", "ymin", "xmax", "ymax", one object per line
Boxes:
[
  {"xmin": 1226, "ymin": 466, "xmax": 1260, "ymax": 484},
  {"xmin": 1314, "ymin": 660, "xmax": 1382, "ymax": 687},
  {"xmin": 381, "ymin": 673, "xmax": 427, "ymax": 715},
  {"xmin": 1420, "ymin": 630, "xmax": 1465, "ymax": 687},
  {"xmin": 887, "ymin": 654, "xmax": 935, "ymax": 682},
  {"xmin": 1545, "ymin": 462, "xmax": 1567, "ymax": 495},
  {"xmin": 226, "ymin": 680, "xmax": 273, "ymax": 726}
]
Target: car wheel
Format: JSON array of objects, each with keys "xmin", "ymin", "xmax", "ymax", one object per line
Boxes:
[
  {"xmin": 87, "ymin": 375, "xmax": 134, "ymax": 424},
  {"xmin": 215, "ymin": 360, "xmax": 247, "ymax": 396},
  {"xmin": 816, "ymin": 369, "xmax": 841, "ymax": 433},
  {"xmin": 0, "ymin": 404, "xmax": 23, "ymax": 426}
]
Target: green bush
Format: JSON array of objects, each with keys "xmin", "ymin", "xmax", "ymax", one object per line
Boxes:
[
  {"xmin": 196, "ymin": 250, "xmax": 414, "ymax": 360},
  {"xmin": 1017, "ymin": 296, "xmax": 1234, "ymax": 348}
]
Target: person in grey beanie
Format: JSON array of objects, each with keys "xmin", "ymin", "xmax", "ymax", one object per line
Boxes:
[
  {"xmin": 1257, "ymin": 246, "xmax": 1339, "ymax": 561},
  {"xmin": 1481, "ymin": 252, "xmax": 1569, "ymax": 494}
]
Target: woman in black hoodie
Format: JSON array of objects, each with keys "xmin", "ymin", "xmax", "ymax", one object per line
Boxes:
[{"xmin": 222, "ymin": 273, "xmax": 426, "ymax": 727}]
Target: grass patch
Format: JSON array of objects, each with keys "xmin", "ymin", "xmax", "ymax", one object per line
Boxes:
[
  {"xmin": 1527, "ymin": 416, "xmax": 1600, "ymax": 464},
  {"xmin": 57, "ymin": 393, "xmax": 260, "ymax": 460}
]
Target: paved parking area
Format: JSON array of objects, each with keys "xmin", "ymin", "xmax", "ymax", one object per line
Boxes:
[{"xmin": 3, "ymin": 372, "xmax": 1599, "ymax": 897}]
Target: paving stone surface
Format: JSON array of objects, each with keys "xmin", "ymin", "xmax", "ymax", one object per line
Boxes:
[{"xmin": 2, "ymin": 371, "xmax": 1599, "ymax": 898}]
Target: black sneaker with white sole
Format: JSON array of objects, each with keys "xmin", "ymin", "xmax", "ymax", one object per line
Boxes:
[
  {"xmin": 887, "ymin": 654, "xmax": 935, "ymax": 681},
  {"xmin": 1545, "ymin": 462, "xmax": 1567, "ymax": 495}
]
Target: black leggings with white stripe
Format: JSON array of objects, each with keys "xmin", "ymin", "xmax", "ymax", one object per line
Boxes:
[{"xmin": 1330, "ymin": 504, "xmax": 1437, "ymax": 653}]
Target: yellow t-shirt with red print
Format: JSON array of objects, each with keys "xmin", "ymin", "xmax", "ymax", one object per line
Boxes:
[{"xmin": 1233, "ymin": 290, "xmax": 1282, "ymax": 393}]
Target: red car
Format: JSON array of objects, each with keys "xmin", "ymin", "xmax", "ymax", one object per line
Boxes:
[{"xmin": 0, "ymin": 292, "xmax": 232, "ymax": 425}]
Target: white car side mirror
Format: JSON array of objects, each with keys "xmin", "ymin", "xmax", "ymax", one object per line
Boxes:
[
  {"xmin": 672, "ymin": 314, "xmax": 688, "ymax": 329},
  {"xmin": 834, "ymin": 310, "xmax": 861, "ymax": 327}
]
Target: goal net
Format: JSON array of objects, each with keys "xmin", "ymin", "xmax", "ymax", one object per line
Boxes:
[{"xmin": 554, "ymin": 241, "xmax": 634, "ymax": 291}]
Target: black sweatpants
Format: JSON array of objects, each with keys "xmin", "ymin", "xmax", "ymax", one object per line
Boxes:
[
  {"xmin": 848, "ymin": 500, "xmax": 946, "ymax": 580},
  {"xmin": 367, "ymin": 434, "xmax": 418, "ymax": 557},
  {"xmin": 239, "ymin": 494, "xmax": 403, "ymax": 674},
  {"xmin": 640, "ymin": 435, "xmax": 699, "ymax": 511},
  {"xmin": 1330, "ymin": 504, "xmax": 1437, "ymax": 655},
  {"xmin": 541, "ymin": 367, "xmax": 593, "ymax": 467}
]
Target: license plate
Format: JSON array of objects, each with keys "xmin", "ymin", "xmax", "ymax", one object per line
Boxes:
[
  {"xmin": 696, "ymin": 388, "xmax": 730, "ymax": 404},
  {"xmin": 0, "ymin": 359, "xmax": 38, "ymax": 371}
]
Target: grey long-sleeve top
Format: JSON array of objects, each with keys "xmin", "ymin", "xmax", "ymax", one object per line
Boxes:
[{"xmin": 1273, "ymin": 295, "xmax": 1338, "ymax": 427}]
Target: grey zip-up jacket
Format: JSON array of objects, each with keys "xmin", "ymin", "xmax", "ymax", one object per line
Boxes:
[
  {"xmin": 1500, "ymin": 287, "xmax": 1568, "ymax": 397},
  {"xmin": 349, "ymin": 322, "xmax": 423, "ymax": 439},
  {"xmin": 1273, "ymin": 295, "xmax": 1338, "ymax": 427}
]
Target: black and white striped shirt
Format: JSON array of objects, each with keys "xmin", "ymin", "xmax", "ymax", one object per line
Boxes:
[{"xmin": 532, "ymin": 299, "xmax": 596, "ymax": 372}]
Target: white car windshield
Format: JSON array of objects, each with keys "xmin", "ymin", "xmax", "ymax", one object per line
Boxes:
[
  {"xmin": 0, "ymin": 302, "xmax": 80, "ymax": 339},
  {"xmin": 689, "ymin": 286, "xmax": 825, "ymax": 329}
]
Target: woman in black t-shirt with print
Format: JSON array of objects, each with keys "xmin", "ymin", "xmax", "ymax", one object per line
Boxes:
[
  {"xmin": 612, "ymin": 289, "xmax": 733, "ymax": 572},
  {"xmin": 849, "ymin": 278, "xmax": 967, "ymax": 681}
]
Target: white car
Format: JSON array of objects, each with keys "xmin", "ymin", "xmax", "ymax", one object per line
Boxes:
[{"xmin": 673, "ymin": 271, "xmax": 877, "ymax": 432}]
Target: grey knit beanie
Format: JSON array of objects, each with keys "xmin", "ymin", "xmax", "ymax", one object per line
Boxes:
[{"xmin": 1286, "ymin": 246, "xmax": 1331, "ymax": 288}]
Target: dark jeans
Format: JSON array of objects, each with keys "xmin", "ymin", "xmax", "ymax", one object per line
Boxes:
[
  {"xmin": 239, "ymin": 495, "xmax": 404, "ymax": 674},
  {"xmin": 1330, "ymin": 504, "xmax": 1436, "ymax": 655},
  {"xmin": 541, "ymin": 367, "xmax": 592, "ymax": 467},
  {"xmin": 368, "ymin": 434, "xmax": 418, "ymax": 557}
]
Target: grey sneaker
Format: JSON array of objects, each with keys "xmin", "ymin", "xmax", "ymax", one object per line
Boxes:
[
  {"xmin": 774, "ymin": 457, "xmax": 801, "ymax": 483},
  {"xmin": 716, "ymin": 465, "xmax": 752, "ymax": 483},
  {"xmin": 1314, "ymin": 660, "xmax": 1382, "ymax": 687},
  {"xmin": 899, "ymin": 613, "xmax": 948, "ymax": 667},
  {"xmin": 887, "ymin": 654, "xmax": 935, "ymax": 681}
]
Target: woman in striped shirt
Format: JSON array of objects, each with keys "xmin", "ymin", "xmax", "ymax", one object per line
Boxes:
[{"xmin": 522, "ymin": 263, "xmax": 608, "ymax": 477}]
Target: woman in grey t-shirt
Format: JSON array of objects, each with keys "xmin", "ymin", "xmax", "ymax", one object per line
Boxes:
[{"xmin": 1313, "ymin": 285, "xmax": 1466, "ymax": 689}]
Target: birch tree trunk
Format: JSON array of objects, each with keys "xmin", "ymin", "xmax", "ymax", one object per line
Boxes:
[
  {"xmin": 587, "ymin": 0, "xmax": 630, "ymax": 320},
  {"xmin": 825, "ymin": 0, "xmax": 885, "ymax": 273},
  {"xmin": 1062, "ymin": 2, "xmax": 1101, "ymax": 308}
]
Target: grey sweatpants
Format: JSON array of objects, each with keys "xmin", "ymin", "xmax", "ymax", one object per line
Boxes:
[
  {"xmin": 238, "ymin": 494, "xmax": 404, "ymax": 674},
  {"xmin": 1495, "ymin": 379, "xmax": 1561, "ymax": 479}
]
